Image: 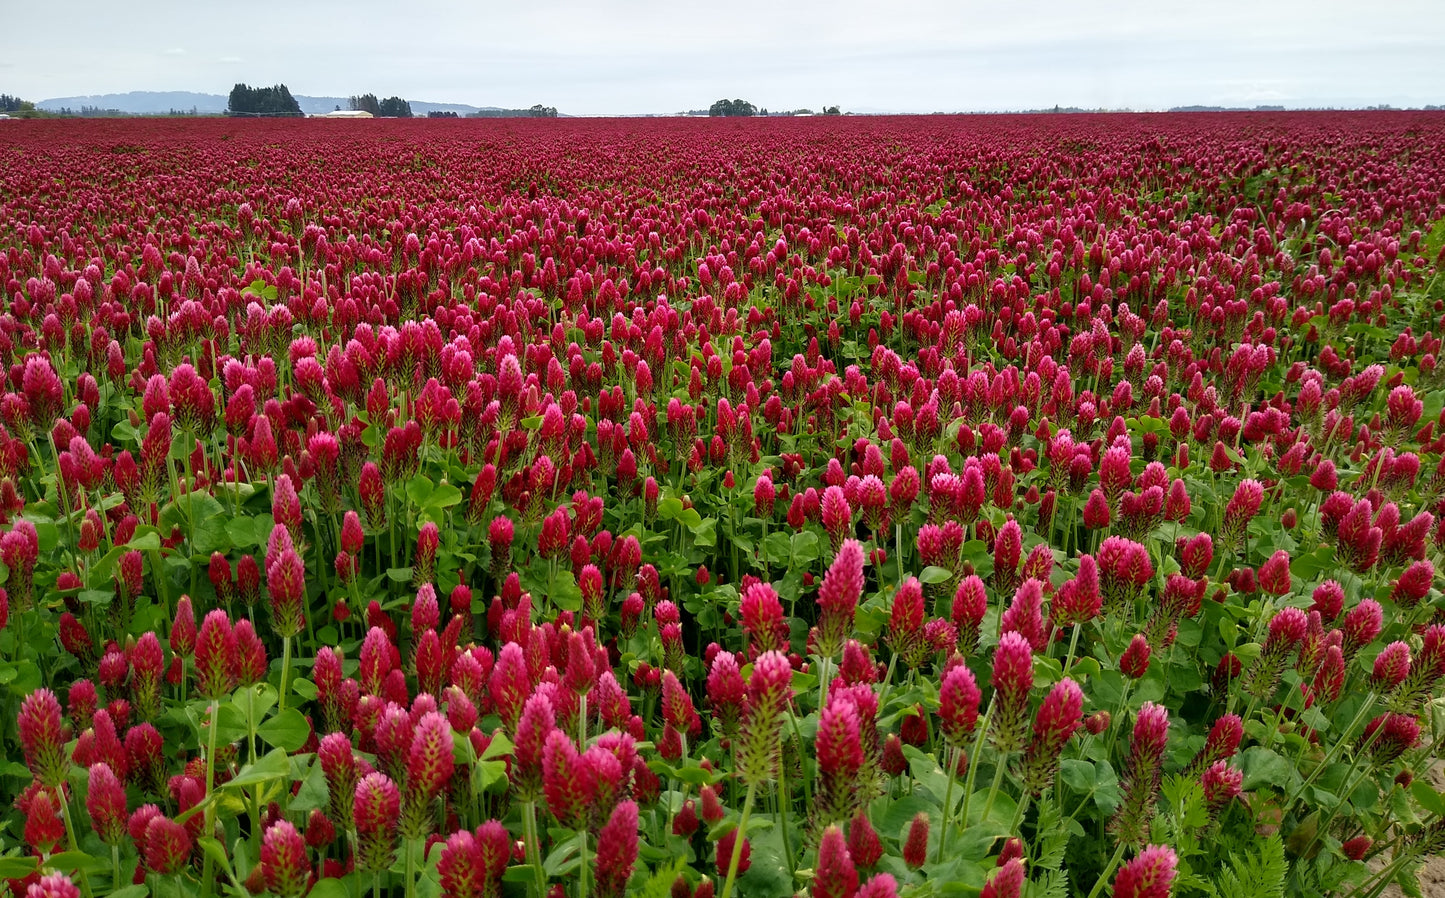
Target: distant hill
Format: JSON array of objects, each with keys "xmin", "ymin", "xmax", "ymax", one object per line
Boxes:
[{"xmin": 35, "ymin": 90, "xmax": 490, "ymax": 117}]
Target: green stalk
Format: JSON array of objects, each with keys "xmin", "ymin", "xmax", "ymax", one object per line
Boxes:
[
  {"xmin": 1084, "ymin": 842, "xmax": 1128, "ymax": 898},
  {"xmin": 1062, "ymin": 623, "xmax": 1083, "ymax": 675},
  {"xmin": 524, "ymin": 800, "xmax": 546, "ymax": 898},
  {"xmin": 201, "ymin": 697, "xmax": 221, "ymax": 898},
  {"xmin": 957, "ymin": 703, "xmax": 994, "ymax": 828},
  {"xmin": 405, "ymin": 838, "xmax": 417, "ymax": 898},
  {"xmin": 578, "ymin": 831, "xmax": 590, "ymax": 898},
  {"xmin": 980, "ymin": 753, "xmax": 1011, "ymax": 824},
  {"xmin": 720, "ymin": 782, "xmax": 757, "ymax": 898},
  {"xmin": 277, "ymin": 635, "xmax": 292, "ymax": 714},
  {"xmin": 934, "ymin": 745, "xmax": 959, "ymax": 863}
]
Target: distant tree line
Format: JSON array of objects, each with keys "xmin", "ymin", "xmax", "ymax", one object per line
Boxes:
[
  {"xmin": 348, "ymin": 94, "xmax": 413, "ymax": 117},
  {"xmin": 709, "ymin": 98, "xmax": 757, "ymax": 117},
  {"xmin": 227, "ymin": 83, "xmax": 302, "ymax": 117},
  {"xmin": 467, "ymin": 104, "xmax": 557, "ymax": 118},
  {"xmin": 428, "ymin": 111, "xmax": 460, "ymax": 119}
]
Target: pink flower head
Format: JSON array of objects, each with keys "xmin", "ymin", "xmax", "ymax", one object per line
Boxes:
[
  {"xmin": 741, "ymin": 581, "xmax": 788, "ymax": 657},
  {"xmin": 981, "ymin": 858, "xmax": 1026, "ymax": 898},
  {"xmin": 902, "ymin": 812, "xmax": 930, "ymax": 868},
  {"xmin": 86, "ymin": 762, "xmax": 128, "ymax": 845},
  {"xmin": 406, "ymin": 710, "xmax": 455, "ymax": 799},
  {"xmin": 816, "ymin": 539, "xmax": 865, "ymax": 657},
  {"xmin": 19, "ymin": 688, "xmax": 68, "ymax": 788},
  {"xmin": 1371, "ymin": 641, "xmax": 1412, "ymax": 692},
  {"xmin": 595, "ymin": 800, "xmax": 640, "ymax": 898},
  {"xmin": 887, "ymin": 577, "xmax": 928, "ymax": 668},
  {"xmin": 1257, "ymin": 550, "xmax": 1292, "ymax": 596},
  {"xmin": 353, "ymin": 772, "xmax": 401, "ymax": 871},
  {"xmin": 143, "ymin": 814, "xmax": 192, "ymax": 875},
  {"xmin": 261, "ymin": 819, "xmax": 310, "ymax": 898},
  {"xmin": 1200, "ymin": 760, "xmax": 1243, "ymax": 815},
  {"xmin": 1001, "ymin": 579, "xmax": 1048, "ymax": 652},
  {"xmin": 265, "ymin": 526, "xmax": 307, "ymax": 639},
  {"xmin": 848, "ymin": 812, "xmax": 884, "ymax": 869},
  {"xmin": 1111, "ymin": 844, "xmax": 1177, "ymax": 898},
  {"xmin": 815, "ymin": 825, "xmax": 859, "ymax": 898},
  {"xmin": 194, "ymin": 609, "xmax": 237, "ymax": 700},
  {"xmin": 25, "ymin": 873, "xmax": 81, "ymax": 898},
  {"xmin": 1120, "ymin": 634, "xmax": 1151, "ymax": 680},
  {"xmin": 992, "ymin": 519, "xmax": 1023, "ymax": 596},
  {"xmin": 1020, "ymin": 677, "xmax": 1084, "ymax": 794},
  {"xmin": 990, "ymin": 631, "xmax": 1035, "ymax": 753},
  {"xmin": 821, "ymin": 485, "xmax": 853, "ymax": 552},
  {"xmin": 737, "ymin": 650, "xmax": 794, "ymax": 786},
  {"xmin": 938, "ymin": 662, "xmax": 982, "ymax": 748},
  {"xmin": 1111, "ymin": 703, "xmax": 1170, "ymax": 846},
  {"xmin": 951, "ymin": 575, "xmax": 988, "ymax": 655},
  {"xmin": 1361, "ymin": 713, "xmax": 1420, "ymax": 764}
]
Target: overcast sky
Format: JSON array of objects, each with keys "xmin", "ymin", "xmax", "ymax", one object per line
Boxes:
[{"xmin": 3, "ymin": 0, "xmax": 1443, "ymax": 114}]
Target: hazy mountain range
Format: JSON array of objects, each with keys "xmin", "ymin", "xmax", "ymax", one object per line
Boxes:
[{"xmin": 34, "ymin": 91, "xmax": 488, "ymax": 116}]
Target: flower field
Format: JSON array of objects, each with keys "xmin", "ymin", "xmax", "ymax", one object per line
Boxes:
[{"xmin": 0, "ymin": 111, "xmax": 1443, "ymax": 898}]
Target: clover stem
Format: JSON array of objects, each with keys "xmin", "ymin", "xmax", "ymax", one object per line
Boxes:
[{"xmin": 720, "ymin": 782, "xmax": 757, "ymax": 898}]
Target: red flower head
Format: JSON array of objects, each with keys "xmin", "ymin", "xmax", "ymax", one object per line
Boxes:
[
  {"xmin": 438, "ymin": 830, "xmax": 484, "ymax": 898},
  {"xmin": 821, "ymin": 485, "xmax": 853, "ymax": 553},
  {"xmin": 406, "ymin": 710, "xmax": 455, "ymax": 800},
  {"xmin": 815, "ymin": 693, "xmax": 864, "ymax": 825},
  {"xmin": 737, "ymin": 650, "xmax": 794, "ymax": 786},
  {"xmin": 1257, "ymin": 550, "xmax": 1292, "ymax": 596},
  {"xmin": 1328, "ymin": 597, "xmax": 1376, "ymax": 657},
  {"xmin": 512, "ymin": 690, "xmax": 556, "ymax": 800},
  {"xmin": 990, "ymin": 632, "xmax": 1035, "ymax": 753},
  {"xmin": 1111, "ymin": 703, "xmax": 1170, "ymax": 846},
  {"xmin": 1083, "ymin": 489, "xmax": 1111, "ymax": 530},
  {"xmin": 261, "ymin": 819, "xmax": 309, "ymax": 898},
  {"xmin": 19, "ymin": 688, "xmax": 68, "ymax": 788},
  {"xmin": 888, "ymin": 577, "xmax": 928, "ymax": 668},
  {"xmin": 171, "ymin": 595, "xmax": 197, "ymax": 656},
  {"xmin": 951, "ymin": 575, "xmax": 988, "ymax": 655},
  {"xmin": 265, "ymin": 525, "xmax": 307, "ymax": 639},
  {"xmin": 981, "ymin": 858, "xmax": 1026, "ymax": 898},
  {"xmin": 741, "ymin": 582, "xmax": 788, "ymax": 657},
  {"xmin": 707, "ymin": 651, "xmax": 746, "ymax": 738},
  {"xmin": 353, "ymin": 771, "xmax": 401, "ymax": 872},
  {"xmin": 595, "ymin": 800, "xmax": 640, "ymax": 898},
  {"xmin": 86, "ymin": 761, "xmax": 128, "ymax": 844},
  {"xmin": 1361, "ymin": 713, "xmax": 1420, "ymax": 764},
  {"xmin": 816, "ymin": 539, "xmax": 864, "ymax": 658},
  {"xmin": 1371, "ymin": 641, "xmax": 1412, "ymax": 692},
  {"xmin": 903, "ymin": 812, "xmax": 930, "ymax": 869},
  {"xmin": 938, "ymin": 662, "xmax": 981, "ymax": 749},
  {"xmin": 1001, "ymin": 579, "xmax": 1048, "ymax": 652},
  {"xmin": 317, "ymin": 732, "xmax": 358, "ymax": 831},
  {"xmin": 1111, "ymin": 844, "xmax": 1177, "ymax": 898},
  {"xmin": 992, "ymin": 519, "xmax": 1023, "ymax": 596},
  {"xmin": 194, "ymin": 609, "xmax": 237, "ymax": 700},
  {"xmin": 858, "ymin": 874, "xmax": 899, "ymax": 898},
  {"xmin": 1200, "ymin": 760, "xmax": 1243, "ymax": 815},
  {"xmin": 1120, "ymin": 634, "xmax": 1151, "ymax": 680},
  {"xmin": 24, "ymin": 787, "xmax": 66, "ymax": 856},
  {"xmin": 815, "ymin": 825, "xmax": 859, "ymax": 898},
  {"xmin": 144, "ymin": 814, "xmax": 192, "ymax": 875},
  {"xmin": 1021, "ymin": 677, "xmax": 1084, "ymax": 795},
  {"xmin": 848, "ymin": 812, "xmax": 883, "ymax": 868}
]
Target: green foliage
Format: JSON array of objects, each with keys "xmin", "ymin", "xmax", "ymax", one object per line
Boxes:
[{"xmin": 1211, "ymin": 835, "xmax": 1287, "ymax": 898}]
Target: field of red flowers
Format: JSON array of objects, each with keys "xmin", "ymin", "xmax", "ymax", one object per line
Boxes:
[{"xmin": 0, "ymin": 111, "xmax": 1442, "ymax": 898}]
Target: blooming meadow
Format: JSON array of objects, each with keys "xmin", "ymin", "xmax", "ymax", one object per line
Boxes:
[{"xmin": 0, "ymin": 112, "xmax": 1443, "ymax": 898}]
